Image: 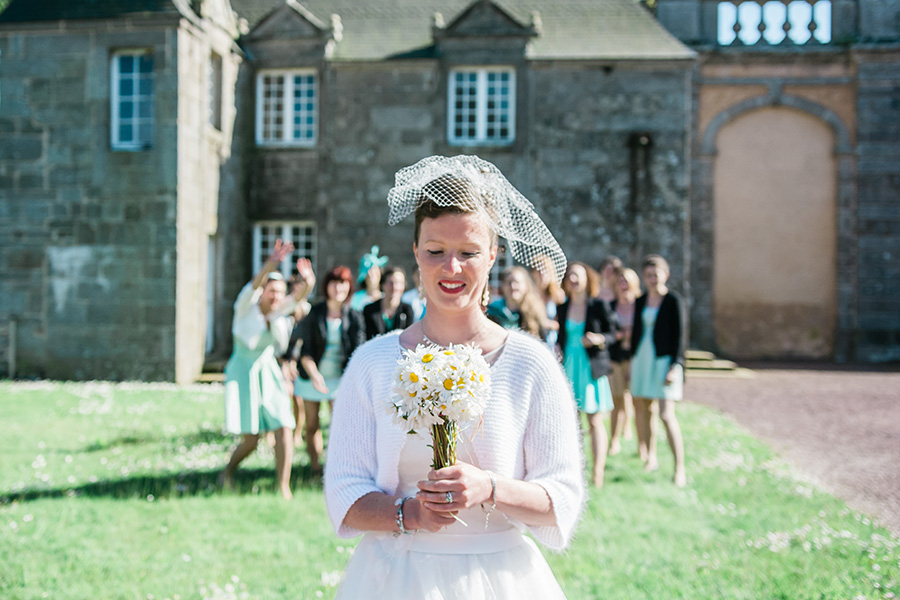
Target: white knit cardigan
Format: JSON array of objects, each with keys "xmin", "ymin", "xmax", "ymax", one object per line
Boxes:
[{"xmin": 324, "ymin": 330, "xmax": 585, "ymax": 551}]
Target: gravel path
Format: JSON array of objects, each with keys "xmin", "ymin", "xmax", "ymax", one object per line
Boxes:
[{"xmin": 685, "ymin": 363, "xmax": 900, "ymax": 537}]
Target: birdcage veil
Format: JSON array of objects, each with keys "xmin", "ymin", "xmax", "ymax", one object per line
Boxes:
[{"xmin": 386, "ymin": 155, "xmax": 567, "ymax": 284}]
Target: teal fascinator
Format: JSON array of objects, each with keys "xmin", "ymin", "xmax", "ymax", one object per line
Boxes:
[{"xmin": 358, "ymin": 245, "xmax": 389, "ymax": 283}]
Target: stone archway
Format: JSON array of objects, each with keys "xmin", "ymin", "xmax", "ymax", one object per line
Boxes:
[{"xmin": 712, "ymin": 106, "xmax": 838, "ymax": 359}]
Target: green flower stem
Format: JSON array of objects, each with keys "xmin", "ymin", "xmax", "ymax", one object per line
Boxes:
[{"xmin": 431, "ymin": 418, "xmax": 458, "ymax": 469}]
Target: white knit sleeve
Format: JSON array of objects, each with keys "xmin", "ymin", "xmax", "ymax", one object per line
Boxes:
[
  {"xmin": 519, "ymin": 340, "xmax": 585, "ymax": 551},
  {"xmin": 324, "ymin": 345, "xmax": 384, "ymax": 538}
]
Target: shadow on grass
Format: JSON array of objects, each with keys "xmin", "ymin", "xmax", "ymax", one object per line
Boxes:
[
  {"xmin": 79, "ymin": 428, "xmax": 227, "ymax": 453},
  {"xmin": 0, "ymin": 463, "xmax": 323, "ymax": 505}
]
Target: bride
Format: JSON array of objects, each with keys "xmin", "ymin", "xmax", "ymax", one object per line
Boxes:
[{"xmin": 324, "ymin": 156, "xmax": 584, "ymax": 599}]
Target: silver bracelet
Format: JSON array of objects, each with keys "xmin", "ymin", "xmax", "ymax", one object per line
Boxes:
[
  {"xmin": 483, "ymin": 471, "xmax": 497, "ymax": 529},
  {"xmin": 395, "ymin": 496, "xmax": 413, "ymax": 536}
]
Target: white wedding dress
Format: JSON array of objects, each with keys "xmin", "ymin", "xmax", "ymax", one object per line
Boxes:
[{"xmin": 334, "ymin": 431, "xmax": 569, "ymax": 599}]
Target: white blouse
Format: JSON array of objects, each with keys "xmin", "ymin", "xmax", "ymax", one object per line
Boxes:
[{"xmin": 231, "ymin": 282, "xmax": 298, "ymax": 354}]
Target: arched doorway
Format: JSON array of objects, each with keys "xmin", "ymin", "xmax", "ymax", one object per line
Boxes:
[{"xmin": 713, "ymin": 106, "xmax": 837, "ymax": 359}]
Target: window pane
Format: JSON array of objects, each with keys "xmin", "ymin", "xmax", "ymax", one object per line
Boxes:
[{"xmin": 119, "ymin": 56, "xmax": 134, "ymax": 73}]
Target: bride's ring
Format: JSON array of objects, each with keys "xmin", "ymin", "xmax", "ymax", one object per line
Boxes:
[{"xmin": 445, "ymin": 491, "xmax": 453, "ymax": 504}]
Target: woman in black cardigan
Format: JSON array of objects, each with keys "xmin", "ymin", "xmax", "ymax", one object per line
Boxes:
[
  {"xmin": 629, "ymin": 255, "xmax": 686, "ymax": 487},
  {"xmin": 362, "ymin": 266, "xmax": 415, "ymax": 339},
  {"xmin": 290, "ymin": 265, "xmax": 365, "ymax": 473}
]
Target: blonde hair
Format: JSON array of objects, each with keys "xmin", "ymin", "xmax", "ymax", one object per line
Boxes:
[
  {"xmin": 501, "ymin": 266, "xmax": 546, "ymax": 337},
  {"xmin": 617, "ymin": 267, "xmax": 642, "ymax": 300}
]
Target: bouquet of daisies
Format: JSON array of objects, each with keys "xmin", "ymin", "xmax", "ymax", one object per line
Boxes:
[{"xmin": 389, "ymin": 343, "xmax": 491, "ymax": 469}]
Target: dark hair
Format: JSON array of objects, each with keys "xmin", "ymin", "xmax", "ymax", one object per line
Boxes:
[
  {"xmin": 599, "ymin": 255, "xmax": 622, "ymax": 271},
  {"xmin": 323, "ymin": 265, "xmax": 354, "ymax": 303},
  {"xmin": 641, "ymin": 254, "xmax": 670, "ymax": 275},
  {"xmin": 380, "ymin": 266, "xmax": 406, "ymax": 287},
  {"xmin": 413, "ymin": 174, "xmax": 497, "ymax": 246}
]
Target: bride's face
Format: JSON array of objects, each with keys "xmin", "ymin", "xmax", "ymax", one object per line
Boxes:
[{"xmin": 414, "ymin": 212, "xmax": 497, "ymax": 315}]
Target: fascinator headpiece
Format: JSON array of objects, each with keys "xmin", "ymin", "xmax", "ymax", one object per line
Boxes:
[
  {"xmin": 386, "ymin": 155, "xmax": 566, "ymax": 283},
  {"xmin": 358, "ymin": 245, "xmax": 389, "ymax": 284}
]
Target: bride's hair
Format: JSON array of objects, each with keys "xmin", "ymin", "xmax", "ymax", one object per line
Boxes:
[{"xmin": 413, "ymin": 174, "xmax": 498, "ymax": 247}]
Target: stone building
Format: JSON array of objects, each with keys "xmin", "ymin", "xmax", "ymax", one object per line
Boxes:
[
  {"xmin": 0, "ymin": 0, "xmax": 245, "ymax": 381},
  {"xmin": 0, "ymin": 0, "xmax": 897, "ymax": 382},
  {"xmin": 656, "ymin": 0, "xmax": 900, "ymax": 361}
]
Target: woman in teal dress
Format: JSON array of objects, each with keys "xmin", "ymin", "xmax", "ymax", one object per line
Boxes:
[
  {"xmin": 629, "ymin": 254, "xmax": 686, "ymax": 487},
  {"xmin": 221, "ymin": 239, "xmax": 314, "ymax": 499},
  {"xmin": 557, "ymin": 261, "xmax": 616, "ymax": 487}
]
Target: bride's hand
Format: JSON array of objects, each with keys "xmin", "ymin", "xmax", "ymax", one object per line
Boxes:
[
  {"xmin": 415, "ymin": 462, "xmax": 493, "ymax": 513},
  {"xmin": 403, "ymin": 498, "xmax": 457, "ymax": 533}
]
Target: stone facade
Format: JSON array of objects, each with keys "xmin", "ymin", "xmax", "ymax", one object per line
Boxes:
[
  {"xmin": 0, "ymin": 2, "xmax": 243, "ymax": 381},
  {"xmin": 1, "ymin": 0, "xmax": 898, "ymax": 382},
  {"xmin": 658, "ymin": 0, "xmax": 900, "ymax": 362}
]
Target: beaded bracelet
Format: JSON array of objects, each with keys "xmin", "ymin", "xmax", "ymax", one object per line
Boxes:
[
  {"xmin": 483, "ymin": 470, "xmax": 497, "ymax": 529},
  {"xmin": 394, "ymin": 496, "xmax": 413, "ymax": 535}
]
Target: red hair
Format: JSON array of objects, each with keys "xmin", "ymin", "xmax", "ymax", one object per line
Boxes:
[{"xmin": 323, "ymin": 265, "xmax": 354, "ymax": 303}]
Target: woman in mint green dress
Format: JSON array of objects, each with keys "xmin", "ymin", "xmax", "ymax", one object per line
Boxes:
[
  {"xmin": 557, "ymin": 261, "xmax": 615, "ymax": 487},
  {"xmin": 221, "ymin": 240, "xmax": 313, "ymax": 499},
  {"xmin": 629, "ymin": 254, "xmax": 686, "ymax": 487}
]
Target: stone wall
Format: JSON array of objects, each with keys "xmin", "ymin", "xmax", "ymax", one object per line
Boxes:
[
  {"xmin": 0, "ymin": 24, "xmax": 180, "ymax": 380},
  {"xmin": 173, "ymin": 22, "xmax": 243, "ymax": 383},
  {"xmin": 243, "ymin": 57, "xmax": 693, "ymax": 301},
  {"xmin": 853, "ymin": 48, "xmax": 900, "ymax": 361}
]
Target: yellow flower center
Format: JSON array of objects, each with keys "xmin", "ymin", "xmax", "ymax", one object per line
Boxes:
[
  {"xmin": 409, "ymin": 373, "xmax": 419, "ymax": 383},
  {"xmin": 422, "ymin": 354, "xmax": 434, "ymax": 363},
  {"xmin": 443, "ymin": 350, "xmax": 455, "ymax": 355},
  {"xmin": 443, "ymin": 379, "xmax": 454, "ymax": 390}
]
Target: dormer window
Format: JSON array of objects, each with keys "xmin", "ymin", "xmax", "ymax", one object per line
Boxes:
[
  {"xmin": 255, "ymin": 69, "xmax": 318, "ymax": 146},
  {"xmin": 447, "ymin": 67, "xmax": 515, "ymax": 146}
]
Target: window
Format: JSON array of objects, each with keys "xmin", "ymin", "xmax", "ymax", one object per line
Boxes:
[
  {"xmin": 448, "ymin": 68, "xmax": 515, "ymax": 146},
  {"xmin": 111, "ymin": 51, "xmax": 154, "ymax": 150},
  {"xmin": 252, "ymin": 222, "xmax": 317, "ymax": 278},
  {"xmin": 488, "ymin": 239, "xmax": 514, "ymax": 300},
  {"xmin": 717, "ymin": 1, "xmax": 832, "ymax": 46},
  {"xmin": 208, "ymin": 52, "xmax": 223, "ymax": 130},
  {"xmin": 256, "ymin": 70, "xmax": 318, "ymax": 146}
]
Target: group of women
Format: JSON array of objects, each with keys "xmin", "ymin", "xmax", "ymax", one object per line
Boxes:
[
  {"xmin": 220, "ymin": 154, "xmax": 686, "ymax": 598},
  {"xmin": 487, "ymin": 253, "xmax": 687, "ymax": 488}
]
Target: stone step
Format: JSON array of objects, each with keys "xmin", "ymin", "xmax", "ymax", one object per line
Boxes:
[
  {"xmin": 686, "ymin": 349, "xmax": 716, "ymax": 361},
  {"xmin": 687, "ymin": 358, "xmax": 739, "ymax": 371},
  {"xmin": 196, "ymin": 371, "xmax": 225, "ymax": 383}
]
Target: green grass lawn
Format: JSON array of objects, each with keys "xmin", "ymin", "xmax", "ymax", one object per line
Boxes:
[{"xmin": 1, "ymin": 380, "xmax": 897, "ymax": 600}]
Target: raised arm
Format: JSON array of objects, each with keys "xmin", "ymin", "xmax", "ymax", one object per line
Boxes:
[
  {"xmin": 290, "ymin": 256, "xmax": 316, "ymax": 301},
  {"xmin": 251, "ymin": 238, "xmax": 295, "ymax": 290}
]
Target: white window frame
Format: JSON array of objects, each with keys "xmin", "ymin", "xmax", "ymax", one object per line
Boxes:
[
  {"xmin": 110, "ymin": 49, "xmax": 155, "ymax": 150},
  {"xmin": 447, "ymin": 67, "xmax": 516, "ymax": 146},
  {"xmin": 255, "ymin": 69, "xmax": 318, "ymax": 146},
  {"xmin": 252, "ymin": 221, "xmax": 317, "ymax": 279}
]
